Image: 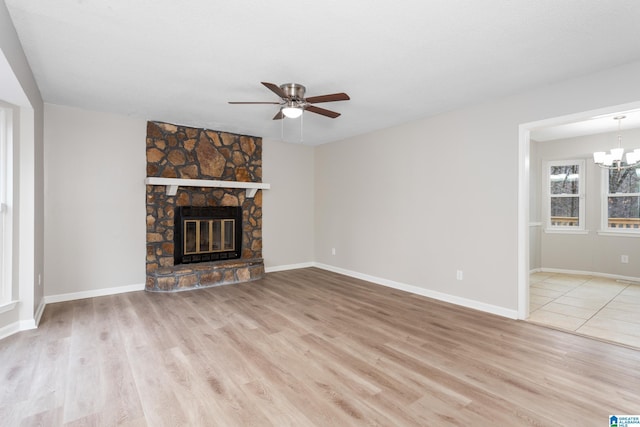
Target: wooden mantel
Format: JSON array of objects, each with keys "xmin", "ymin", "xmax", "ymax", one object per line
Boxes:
[{"xmin": 145, "ymin": 177, "xmax": 270, "ymax": 198}]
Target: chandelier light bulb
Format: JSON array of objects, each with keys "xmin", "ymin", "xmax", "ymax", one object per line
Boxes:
[{"xmin": 592, "ymin": 115, "xmax": 640, "ymax": 170}]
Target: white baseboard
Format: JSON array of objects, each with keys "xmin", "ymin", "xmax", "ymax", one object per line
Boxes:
[
  {"xmin": 44, "ymin": 283, "xmax": 146, "ymax": 305},
  {"xmin": 312, "ymin": 263, "xmax": 519, "ymax": 319},
  {"xmin": 0, "ymin": 321, "xmax": 21, "ymax": 340},
  {"xmin": 538, "ymin": 268, "xmax": 640, "ymax": 283},
  {"xmin": 265, "ymin": 262, "xmax": 314, "ymax": 273},
  {"xmin": 34, "ymin": 298, "xmax": 46, "ymax": 326},
  {"xmin": 0, "ymin": 318, "xmax": 36, "ymax": 340}
]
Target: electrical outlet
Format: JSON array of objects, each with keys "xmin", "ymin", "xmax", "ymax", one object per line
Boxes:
[
  {"xmin": 331, "ymin": 248, "xmax": 336, "ymax": 256},
  {"xmin": 456, "ymin": 270, "xmax": 464, "ymax": 281},
  {"xmin": 621, "ymin": 255, "xmax": 629, "ymax": 264}
]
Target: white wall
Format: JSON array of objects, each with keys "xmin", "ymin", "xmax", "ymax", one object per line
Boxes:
[
  {"xmin": 262, "ymin": 138, "xmax": 315, "ymax": 270},
  {"xmin": 533, "ymin": 129, "xmax": 640, "ymax": 278},
  {"xmin": 44, "ymin": 104, "xmax": 146, "ymax": 296},
  {"xmin": 314, "ymin": 60, "xmax": 640, "ymax": 313}
]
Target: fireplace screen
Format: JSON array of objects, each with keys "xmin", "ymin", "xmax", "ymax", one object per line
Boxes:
[
  {"xmin": 184, "ymin": 219, "xmax": 235, "ymax": 254},
  {"xmin": 175, "ymin": 206, "xmax": 242, "ymax": 265}
]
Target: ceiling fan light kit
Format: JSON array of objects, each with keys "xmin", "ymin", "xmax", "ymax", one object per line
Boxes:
[
  {"xmin": 282, "ymin": 100, "xmax": 303, "ymax": 118},
  {"xmin": 229, "ymin": 81, "xmax": 350, "ymax": 120}
]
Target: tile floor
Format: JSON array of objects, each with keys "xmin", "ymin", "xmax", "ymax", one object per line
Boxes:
[{"xmin": 528, "ymin": 272, "xmax": 640, "ymax": 349}]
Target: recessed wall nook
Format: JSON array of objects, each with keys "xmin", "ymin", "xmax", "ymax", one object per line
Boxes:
[{"xmin": 145, "ymin": 121, "xmax": 270, "ymax": 292}]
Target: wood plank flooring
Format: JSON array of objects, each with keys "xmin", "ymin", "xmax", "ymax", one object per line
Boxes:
[{"xmin": 1, "ymin": 267, "xmax": 639, "ymax": 426}]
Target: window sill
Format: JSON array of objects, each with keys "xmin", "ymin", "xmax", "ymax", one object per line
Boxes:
[
  {"xmin": 597, "ymin": 230, "xmax": 640, "ymax": 238},
  {"xmin": 544, "ymin": 228, "xmax": 589, "ymax": 235},
  {"xmin": 0, "ymin": 300, "xmax": 18, "ymax": 314}
]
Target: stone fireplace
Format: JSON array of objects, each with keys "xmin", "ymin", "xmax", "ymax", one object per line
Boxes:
[{"xmin": 145, "ymin": 121, "xmax": 266, "ymax": 292}]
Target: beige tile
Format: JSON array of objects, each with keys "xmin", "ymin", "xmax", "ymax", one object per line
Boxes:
[
  {"xmin": 544, "ymin": 275, "xmax": 591, "ymax": 286},
  {"xmin": 579, "ymin": 280, "xmax": 627, "ymax": 292},
  {"xmin": 530, "ymin": 294, "xmax": 554, "ymax": 307},
  {"xmin": 613, "ymin": 292, "xmax": 640, "ymax": 304},
  {"xmin": 606, "ymin": 300, "xmax": 640, "ymax": 313},
  {"xmin": 530, "ymin": 281, "xmax": 577, "ymax": 292},
  {"xmin": 527, "ymin": 309, "xmax": 587, "ymax": 331},
  {"xmin": 553, "ymin": 295, "xmax": 610, "ymax": 310},
  {"xmin": 576, "ymin": 324, "xmax": 640, "ymax": 349},
  {"xmin": 528, "ymin": 272, "xmax": 640, "ymax": 349},
  {"xmin": 563, "ymin": 287, "xmax": 619, "ymax": 300},
  {"xmin": 529, "ymin": 272, "xmax": 555, "ymax": 283},
  {"xmin": 540, "ymin": 302, "xmax": 600, "ymax": 320},
  {"xmin": 583, "ymin": 277, "xmax": 624, "ymax": 287},
  {"xmin": 595, "ymin": 307, "xmax": 640, "ymax": 324},
  {"xmin": 529, "ymin": 303, "xmax": 544, "ymax": 312},
  {"xmin": 620, "ymin": 284, "xmax": 640, "ymax": 297},
  {"xmin": 580, "ymin": 316, "xmax": 640, "ymax": 338},
  {"xmin": 530, "ymin": 287, "xmax": 564, "ymax": 298}
]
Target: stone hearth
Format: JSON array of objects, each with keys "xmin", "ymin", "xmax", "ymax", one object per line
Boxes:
[{"xmin": 145, "ymin": 121, "xmax": 265, "ymax": 292}]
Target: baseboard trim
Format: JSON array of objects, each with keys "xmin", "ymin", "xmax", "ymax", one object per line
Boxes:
[
  {"xmin": 265, "ymin": 262, "xmax": 314, "ymax": 273},
  {"xmin": 538, "ymin": 268, "xmax": 640, "ymax": 283},
  {"xmin": 313, "ymin": 263, "xmax": 518, "ymax": 319},
  {"xmin": 0, "ymin": 321, "xmax": 21, "ymax": 340},
  {"xmin": 44, "ymin": 283, "xmax": 146, "ymax": 305},
  {"xmin": 34, "ymin": 298, "xmax": 46, "ymax": 326}
]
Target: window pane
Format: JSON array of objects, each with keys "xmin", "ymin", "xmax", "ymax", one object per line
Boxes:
[
  {"xmin": 609, "ymin": 167, "xmax": 640, "ymax": 194},
  {"xmin": 550, "ymin": 165, "xmax": 579, "ymax": 195},
  {"xmin": 550, "ymin": 196, "xmax": 580, "ymax": 226},
  {"xmin": 608, "ymin": 196, "xmax": 640, "ymax": 230}
]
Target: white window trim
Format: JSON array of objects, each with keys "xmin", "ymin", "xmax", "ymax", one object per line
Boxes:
[
  {"xmin": 0, "ymin": 107, "xmax": 13, "ymax": 305},
  {"xmin": 599, "ymin": 167, "xmax": 640, "ymax": 236},
  {"xmin": 543, "ymin": 159, "xmax": 586, "ymax": 234}
]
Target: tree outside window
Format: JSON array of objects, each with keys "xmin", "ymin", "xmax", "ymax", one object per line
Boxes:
[
  {"xmin": 545, "ymin": 160, "xmax": 585, "ymax": 232},
  {"xmin": 604, "ymin": 167, "xmax": 640, "ymax": 232}
]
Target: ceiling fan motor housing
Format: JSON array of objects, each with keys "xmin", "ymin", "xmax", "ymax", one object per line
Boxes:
[{"xmin": 280, "ymin": 83, "xmax": 306, "ymax": 101}]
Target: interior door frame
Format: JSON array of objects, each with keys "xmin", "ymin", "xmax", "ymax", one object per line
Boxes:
[{"xmin": 517, "ymin": 101, "xmax": 640, "ymax": 319}]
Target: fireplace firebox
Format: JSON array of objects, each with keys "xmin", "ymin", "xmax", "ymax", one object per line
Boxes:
[{"xmin": 174, "ymin": 206, "xmax": 242, "ymax": 265}]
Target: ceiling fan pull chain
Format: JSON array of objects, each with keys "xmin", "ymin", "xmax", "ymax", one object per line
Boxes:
[{"xmin": 300, "ymin": 111, "xmax": 304, "ymax": 143}]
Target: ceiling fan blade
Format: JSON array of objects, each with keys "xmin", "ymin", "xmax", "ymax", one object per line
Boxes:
[
  {"xmin": 305, "ymin": 92, "xmax": 350, "ymax": 104},
  {"xmin": 228, "ymin": 101, "xmax": 281, "ymax": 104},
  {"xmin": 272, "ymin": 110, "xmax": 284, "ymax": 120},
  {"xmin": 305, "ymin": 105, "xmax": 341, "ymax": 118},
  {"xmin": 262, "ymin": 82, "xmax": 288, "ymax": 99}
]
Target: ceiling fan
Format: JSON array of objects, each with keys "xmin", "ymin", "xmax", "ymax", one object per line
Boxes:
[{"xmin": 229, "ymin": 82, "xmax": 350, "ymax": 120}]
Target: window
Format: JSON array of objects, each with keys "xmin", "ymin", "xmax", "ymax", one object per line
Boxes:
[
  {"xmin": 544, "ymin": 160, "xmax": 585, "ymax": 233},
  {"xmin": 601, "ymin": 166, "xmax": 640, "ymax": 234}
]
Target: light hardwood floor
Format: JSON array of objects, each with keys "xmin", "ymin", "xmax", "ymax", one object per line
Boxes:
[{"xmin": 1, "ymin": 268, "xmax": 639, "ymax": 426}]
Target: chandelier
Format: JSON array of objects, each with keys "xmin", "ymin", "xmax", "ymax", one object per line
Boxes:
[{"xmin": 593, "ymin": 116, "xmax": 640, "ymax": 169}]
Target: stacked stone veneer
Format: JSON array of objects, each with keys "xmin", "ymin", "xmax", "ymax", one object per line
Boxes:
[{"xmin": 145, "ymin": 121, "xmax": 265, "ymax": 292}]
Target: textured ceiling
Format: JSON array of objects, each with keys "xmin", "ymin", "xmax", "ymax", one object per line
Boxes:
[{"xmin": 6, "ymin": 0, "xmax": 640, "ymax": 145}]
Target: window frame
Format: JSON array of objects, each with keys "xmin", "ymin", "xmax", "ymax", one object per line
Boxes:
[
  {"xmin": 0, "ymin": 106, "xmax": 14, "ymax": 308},
  {"xmin": 543, "ymin": 159, "xmax": 587, "ymax": 234},
  {"xmin": 599, "ymin": 166, "xmax": 640, "ymax": 237}
]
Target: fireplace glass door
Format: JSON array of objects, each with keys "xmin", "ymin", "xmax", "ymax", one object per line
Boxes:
[
  {"xmin": 184, "ymin": 219, "xmax": 235, "ymax": 255},
  {"xmin": 174, "ymin": 206, "xmax": 242, "ymax": 265}
]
